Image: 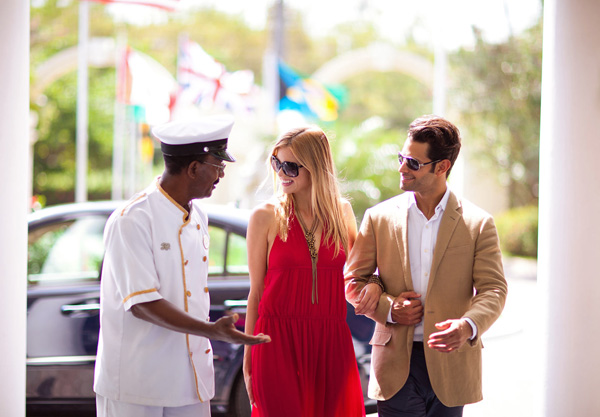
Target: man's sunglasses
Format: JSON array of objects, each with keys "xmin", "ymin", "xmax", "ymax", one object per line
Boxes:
[
  {"xmin": 398, "ymin": 153, "xmax": 441, "ymax": 171},
  {"xmin": 271, "ymin": 155, "xmax": 304, "ymax": 178},
  {"xmin": 201, "ymin": 161, "xmax": 226, "ymax": 173}
]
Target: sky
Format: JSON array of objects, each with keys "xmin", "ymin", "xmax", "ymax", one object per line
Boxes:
[{"xmin": 107, "ymin": 0, "xmax": 543, "ymax": 50}]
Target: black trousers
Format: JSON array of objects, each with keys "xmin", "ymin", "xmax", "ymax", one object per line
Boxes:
[{"xmin": 377, "ymin": 342, "xmax": 464, "ymax": 417}]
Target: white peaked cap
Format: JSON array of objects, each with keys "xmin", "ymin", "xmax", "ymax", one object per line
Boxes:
[{"xmin": 152, "ymin": 115, "xmax": 236, "ymax": 162}]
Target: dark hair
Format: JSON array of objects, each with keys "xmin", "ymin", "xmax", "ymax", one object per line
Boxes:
[
  {"xmin": 163, "ymin": 153, "xmax": 207, "ymax": 175},
  {"xmin": 408, "ymin": 115, "xmax": 461, "ymax": 178}
]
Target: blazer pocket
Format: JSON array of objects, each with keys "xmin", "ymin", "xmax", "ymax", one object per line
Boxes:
[
  {"xmin": 445, "ymin": 244, "xmax": 471, "ymax": 254},
  {"xmin": 370, "ymin": 329, "xmax": 392, "ymax": 346}
]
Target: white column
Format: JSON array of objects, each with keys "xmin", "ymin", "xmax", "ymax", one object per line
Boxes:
[
  {"xmin": 76, "ymin": 0, "xmax": 89, "ymax": 202},
  {"xmin": 0, "ymin": 0, "xmax": 29, "ymax": 416},
  {"xmin": 112, "ymin": 30, "xmax": 127, "ymax": 201},
  {"xmin": 538, "ymin": 0, "xmax": 600, "ymax": 415}
]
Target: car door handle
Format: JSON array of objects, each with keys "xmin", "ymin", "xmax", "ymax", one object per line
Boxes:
[
  {"xmin": 61, "ymin": 301, "xmax": 100, "ymax": 316},
  {"xmin": 224, "ymin": 299, "xmax": 248, "ymax": 308},
  {"xmin": 224, "ymin": 299, "xmax": 248, "ymax": 314}
]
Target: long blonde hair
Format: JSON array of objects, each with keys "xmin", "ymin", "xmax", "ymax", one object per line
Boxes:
[{"xmin": 271, "ymin": 127, "xmax": 348, "ymax": 257}]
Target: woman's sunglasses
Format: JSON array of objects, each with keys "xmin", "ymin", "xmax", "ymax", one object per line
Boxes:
[
  {"xmin": 398, "ymin": 153, "xmax": 441, "ymax": 171},
  {"xmin": 271, "ymin": 155, "xmax": 304, "ymax": 178}
]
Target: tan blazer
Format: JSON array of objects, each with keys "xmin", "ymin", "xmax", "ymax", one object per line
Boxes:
[{"xmin": 345, "ymin": 191, "xmax": 507, "ymax": 407}]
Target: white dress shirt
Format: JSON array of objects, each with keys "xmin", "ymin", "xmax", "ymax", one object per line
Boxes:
[{"xmin": 387, "ymin": 187, "xmax": 476, "ymax": 342}]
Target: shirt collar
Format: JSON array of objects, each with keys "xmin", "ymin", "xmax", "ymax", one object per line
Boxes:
[
  {"xmin": 407, "ymin": 186, "xmax": 451, "ymax": 215},
  {"xmin": 438, "ymin": 186, "xmax": 451, "ymax": 212},
  {"xmin": 156, "ymin": 177, "xmax": 193, "ymax": 223}
]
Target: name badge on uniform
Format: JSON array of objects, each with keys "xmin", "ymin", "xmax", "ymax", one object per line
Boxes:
[{"xmin": 203, "ymin": 234, "xmax": 210, "ymax": 249}]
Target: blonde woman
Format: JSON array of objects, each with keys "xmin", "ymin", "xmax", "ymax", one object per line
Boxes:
[{"xmin": 243, "ymin": 127, "xmax": 365, "ymax": 417}]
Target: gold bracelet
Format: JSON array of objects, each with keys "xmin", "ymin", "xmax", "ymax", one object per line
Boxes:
[{"xmin": 366, "ymin": 274, "xmax": 384, "ymax": 292}]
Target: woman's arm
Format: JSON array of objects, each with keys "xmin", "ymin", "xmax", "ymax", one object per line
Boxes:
[
  {"xmin": 342, "ymin": 201, "xmax": 382, "ymax": 316},
  {"xmin": 243, "ymin": 203, "xmax": 274, "ymax": 406}
]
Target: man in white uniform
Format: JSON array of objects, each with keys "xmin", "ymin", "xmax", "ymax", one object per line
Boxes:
[{"xmin": 94, "ymin": 115, "xmax": 270, "ymax": 417}]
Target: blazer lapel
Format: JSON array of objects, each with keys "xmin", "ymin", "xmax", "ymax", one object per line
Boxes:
[
  {"xmin": 427, "ymin": 191, "xmax": 462, "ymax": 294},
  {"xmin": 392, "ymin": 195, "xmax": 414, "ymax": 291}
]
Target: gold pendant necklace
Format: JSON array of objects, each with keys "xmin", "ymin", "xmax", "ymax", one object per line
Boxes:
[{"xmin": 295, "ymin": 208, "xmax": 319, "ymax": 304}]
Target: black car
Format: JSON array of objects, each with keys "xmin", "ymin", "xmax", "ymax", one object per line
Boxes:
[{"xmin": 26, "ymin": 201, "xmax": 375, "ymax": 416}]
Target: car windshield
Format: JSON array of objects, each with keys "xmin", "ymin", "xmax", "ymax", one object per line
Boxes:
[
  {"xmin": 28, "ymin": 216, "xmax": 106, "ymax": 283},
  {"xmin": 207, "ymin": 226, "xmax": 249, "ymax": 276}
]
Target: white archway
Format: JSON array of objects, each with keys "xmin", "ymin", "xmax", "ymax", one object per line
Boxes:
[
  {"xmin": 31, "ymin": 37, "xmax": 117, "ymax": 99},
  {"xmin": 312, "ymin": 43, "xmax": 434, "ymax": 88},
  {"xmin": 31, "ymin": 39, "xmax": 177, "ymax": 200}
]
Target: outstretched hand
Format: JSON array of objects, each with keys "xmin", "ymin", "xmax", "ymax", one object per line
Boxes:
[
  {"xmin": 213, "ymin": 314, "xmax": 271, "ymax": 345},
  {"xmin": 427, "ymin": 319, "xmax": 472, "ymax": 353},
  {"xmin": 354, "ymin": 283, "xmax": 383, "ymax": 315}
]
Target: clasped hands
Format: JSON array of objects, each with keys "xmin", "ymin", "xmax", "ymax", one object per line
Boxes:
[
  {"xmin": 390, "ymin": 291, "xmax": 423, "ymax": 325},
  {"xmin": 356, "ymin": 288, "xmax": 472, "ymax": 353},
  {"xmin": 393, "ymin": 292, "xmax": 472, "ymax": 353},
  {"xmin": 392, "ymin": 291, "xmax": 472, "ymax": 352}
]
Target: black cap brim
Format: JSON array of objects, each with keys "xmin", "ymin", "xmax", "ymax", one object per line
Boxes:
[
  {"xmin": 210, "ymin": 149, "xmax": 236, "ymax": 162},
  {"xmin": 160, "ymin": 138, "xmax": 236, "ymax": 162}
]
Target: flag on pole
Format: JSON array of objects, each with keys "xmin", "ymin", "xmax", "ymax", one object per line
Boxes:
[
  {"xmin": 83, "ymin": 0, "xmax": 179, "ymax": 11},
  {"xmin": 117, "ymin": 46, "xmax": 177, "ymax": 124},
  {"xmin": 176, "ymin": 38, "xmax": 257, "ymax": 114},
  {"xmin": 278, "ymin": 60, "xmax": 344, "ymax": 122}
]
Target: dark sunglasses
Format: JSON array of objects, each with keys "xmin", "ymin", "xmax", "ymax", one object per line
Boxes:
[
  {"xmin": 271, "ymin": 155, "xmax": 304, "ymax": 178},
  {"xmin": 398, "ymin": 153, "xmax": 441, "ymax": 171}
]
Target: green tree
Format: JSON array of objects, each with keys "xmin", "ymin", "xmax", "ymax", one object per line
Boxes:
[
  {"xmin": 449, "ymin": 20, "xmax": 543, "ymax": 208},
  {"xmin": 330, "ymin": 70, "xmax": 433, "ymax": 220},
  {"xmin": 30, "ymin": 1, "xmax": 269, "ymax": 205},
  {"xmin": 31, "ymin": 1, "xmax": 542, "ymax": 219}
]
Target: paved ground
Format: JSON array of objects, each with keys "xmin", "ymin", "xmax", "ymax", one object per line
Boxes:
[{"xmin": 368, "ymin": 257, "xmax": 539, "ymax": 417}]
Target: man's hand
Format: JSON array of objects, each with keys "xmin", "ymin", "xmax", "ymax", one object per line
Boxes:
[
  {"xmin": 212, "ymin": 314, "xmax": 271, "ymax": 345},
  {"xmin": 391, "ymin": 291, "xmax": 423, "ymax": 325},
  {"xmin": 354, "ymin": 283, "xmax": 383, "ymax": 315},
  {"xmin": 131, "ymin": 299, "xmax": 271, "ymax": 345},
  {"xmin": 427, "ymin": 319, "xmax": 472, "ymax": 353}
]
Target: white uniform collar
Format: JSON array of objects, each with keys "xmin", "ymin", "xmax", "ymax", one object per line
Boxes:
[{"xmin": 155, "ymin": 177, "xmax": 193, "ymax": 223}]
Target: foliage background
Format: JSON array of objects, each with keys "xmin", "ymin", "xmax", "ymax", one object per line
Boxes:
[{"xmin": 30, "ymin": 0, "xmax": 542, "ymax": 255}]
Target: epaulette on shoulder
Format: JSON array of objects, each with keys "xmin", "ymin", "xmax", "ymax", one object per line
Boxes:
[{"xmin": 119, "ymin": 193, "xmax": 148, "ymax": 217}]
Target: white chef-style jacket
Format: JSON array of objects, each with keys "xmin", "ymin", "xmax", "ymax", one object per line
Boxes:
[{"xmin": 94, "ymin": 179, "xmax": 214, "ymax": 407}]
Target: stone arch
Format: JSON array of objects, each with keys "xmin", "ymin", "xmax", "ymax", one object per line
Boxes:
[
  {"xmin": 312, "ymin": 43, "xmax": 434, "ymax": 88},
  {"xmin": 31, "ymin": 37, "xmax": 117, "ymax": 99}
]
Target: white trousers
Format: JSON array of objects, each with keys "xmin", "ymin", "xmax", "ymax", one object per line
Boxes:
[{"xmin": 96, "ymin": 394, "xmax": 211, "ymax": 417}]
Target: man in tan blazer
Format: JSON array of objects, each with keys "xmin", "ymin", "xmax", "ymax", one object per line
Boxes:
[{"xmin": 345, "ymin": 115, "xmax": 507, "ymax": 416}]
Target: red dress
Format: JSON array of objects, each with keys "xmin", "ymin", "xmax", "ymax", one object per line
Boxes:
[{"xmin": 251, "ymin": 214, "xmax": 365, "ymax": 417}]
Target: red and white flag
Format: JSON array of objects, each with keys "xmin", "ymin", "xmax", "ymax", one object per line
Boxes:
[
  {"xmin": 177, "ymin": 38, "xmax": 258, "ymax": 114},
  {"xmin": 117, "ymin": 46, "xmax": 178, "ymax": 124}
]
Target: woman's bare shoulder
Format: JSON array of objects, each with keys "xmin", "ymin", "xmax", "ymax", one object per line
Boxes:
[{"xmin": 250, "ymin": 200, "xmax": 278, "ymax": 225}]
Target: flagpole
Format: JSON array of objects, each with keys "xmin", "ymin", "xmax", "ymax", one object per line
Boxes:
[
  {"xmin": 432, "ymin": 39, "xmax": 446, "ymax": 116},
  {"xmin": 76, "ymin": 0, "xmax": 89, "ymax": 202},
  {"xmin": 264, "ymin": 0, "xmax": 284, "ymax": 129},
  {"xmin": 432, "ymin": 0, "xmax": 463, "ymax": 195},
  {"xmin": 112, "ymin": 28, "xmax": 127, "ymax": 201}
]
